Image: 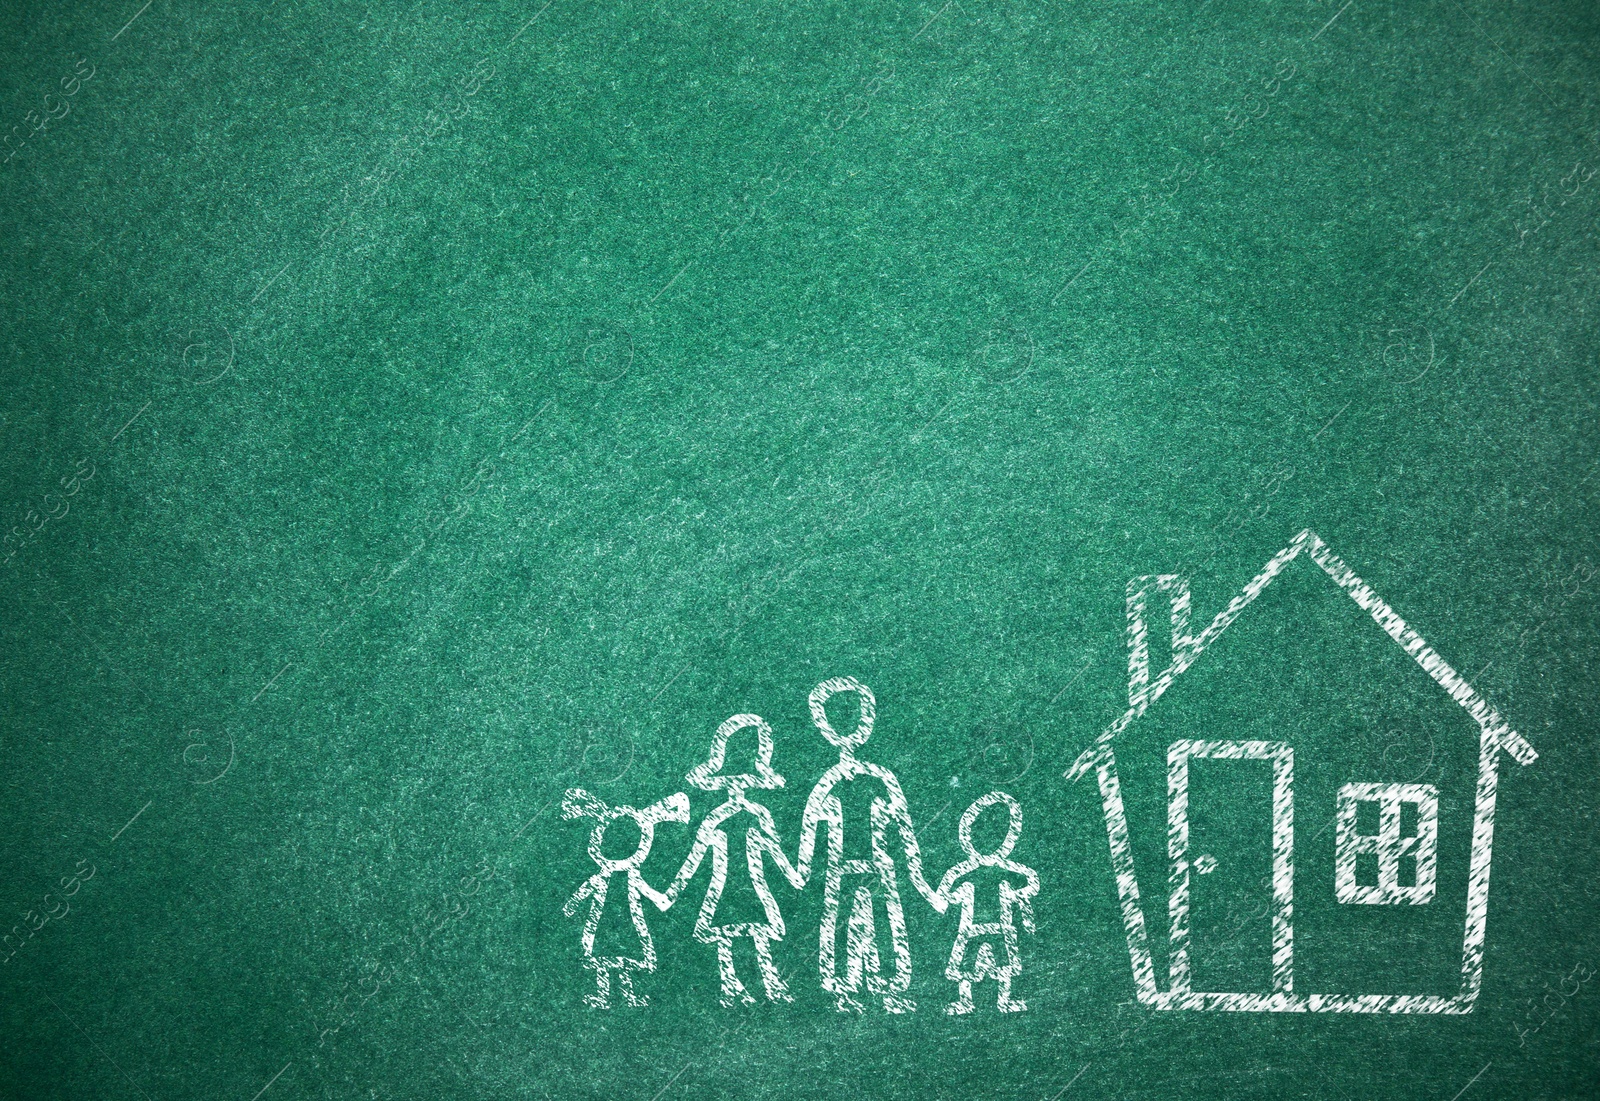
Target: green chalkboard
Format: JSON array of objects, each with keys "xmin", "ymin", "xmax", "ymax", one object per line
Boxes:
[{"xmin": 2, "ymin": 0, "xmax": 1597, "ymax": 1098}]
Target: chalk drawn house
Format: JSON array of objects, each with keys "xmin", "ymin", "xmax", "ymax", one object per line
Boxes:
[{"xmin": 1065, "ymin": 529, "xmax": 1536, "ymax": 1013}]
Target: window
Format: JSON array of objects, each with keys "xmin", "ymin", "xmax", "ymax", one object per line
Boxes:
[{"xmin": 1335, "ymin": 783, "xmax": 1438, "ymax": 905}]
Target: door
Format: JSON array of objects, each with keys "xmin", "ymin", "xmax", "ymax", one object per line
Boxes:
[{"xmin": 1167, "ymin": 740, "xmax": 1294, "ymax": 1003}]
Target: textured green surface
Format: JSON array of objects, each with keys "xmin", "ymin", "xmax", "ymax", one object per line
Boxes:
[{"xmin": 2, "ymin": 0, "xmax": 1598, "ymax": 1097}]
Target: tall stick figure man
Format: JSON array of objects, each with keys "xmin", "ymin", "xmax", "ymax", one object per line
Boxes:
[
  {"xmin": 773, "ymin": 677, "xmax": 945, "ymax": 1013},
  {"xmin": 668, "ymin": 713, "xmax": 795, "ymax": 1006}
]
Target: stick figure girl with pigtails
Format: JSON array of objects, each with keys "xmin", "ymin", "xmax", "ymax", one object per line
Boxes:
[
  {"xmin": 668, "ymin": 713, "xmax": 796, "ymax": 1006},
  {"xmin": 561, "ymin": 788, "xmax": 690, "ymax": 1008}
]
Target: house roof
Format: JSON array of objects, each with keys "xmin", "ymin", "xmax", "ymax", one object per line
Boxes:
[{"xmin": 1065, "ymin": 529, "xmax": 1537, "ymax": 781}]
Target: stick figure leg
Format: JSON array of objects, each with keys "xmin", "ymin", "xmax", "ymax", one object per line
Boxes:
[
  {"xmin": 997, "ymin": 971, "xmax": 1026, "ymax": 1013},
  {"xmin": 752, "ymin": 932, "xmax": 792, "ymax": 1003},
  {"xmin": 842, "ymin": 885, "xmax": 880, "ymax": 1013},
  {"xmin": 820, "ymin": 869, "xmax": 863, "ymax": 1013},
  {"xmin": 946, "ymin": 980, "xmax": 974, "ymax": 1015},
  {"xmin": 715, "ymin": 939, "xmax": 755, "ymax": 1007},
  {"xmin": 583, "ymin": 959, "xmax": 613, "ymax": 1009},
  {"xmin": 617, "ymin": 964, "xmax": 649, "ymax": 1008},
  {"xmin": 869, "ymin": 866, "xmax": 915, "ymax": 1014}
]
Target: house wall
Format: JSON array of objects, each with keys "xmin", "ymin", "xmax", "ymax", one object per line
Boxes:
[{"xmin": 1107, "ymin": 560, "xmax": 1485, "ymax": 1000}]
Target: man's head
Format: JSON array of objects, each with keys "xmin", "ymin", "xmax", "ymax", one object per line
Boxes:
[{"xmin": 808, "ymin": 677, "xmax": 876, "ymax": 756}]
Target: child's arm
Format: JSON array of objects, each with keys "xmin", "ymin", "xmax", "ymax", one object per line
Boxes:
[
  {"xmin": 943, "ymin": 877, "xmax": 975, "ymax": 919},
  {"xmin": 1002, "ymin": 876, "xmax": 1038, "ymax": 934},
  {"xmin": 562, "ymin": 877, "xmax": 596, "ymax": 918},
  {"xmin": 1016, "ymin": 890, "xmax": 1036, "ymax": 935},
  {"xmin": 661, "ymin": 825, "xmax": 713, "ymax": 908},
  {"xmin": 639, "ymin": 873, "xmax": 677, "ymax": 912}
]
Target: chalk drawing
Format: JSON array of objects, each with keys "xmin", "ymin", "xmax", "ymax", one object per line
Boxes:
[
  {"xmin": 935, "ymin": 791, "xmax": 1039, "ymax": 1014},
  {"xmin": 777, "ymin": 677, "xmax": 946, "ymax": 1013},
  {"xmin": 1166, "ymin": 740, "xmax": 1295, "ymax": 1002},
  {"xmin": 1066, "ymin": 529, "xmax": 1536, "ymax": 1013},
  {"xmin": 1335, "ymin": 782, "xmax": 1439, "ymax": 905},
  {"xmin": 668, "ymin": 713, "xmax": 795, "ymax": 1006},
  {"xmin": 561, "ymin": 788, "xmax": 690, "ymax": 1008}
]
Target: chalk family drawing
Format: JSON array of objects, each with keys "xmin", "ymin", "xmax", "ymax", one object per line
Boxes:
[
  {"xmin": 561, "ymin": 530, "xmax": 1535, "ymax": 1016},
  {"xmin": 562, "ymin": 678, "xmax": 1040, "ymax": 1013}
]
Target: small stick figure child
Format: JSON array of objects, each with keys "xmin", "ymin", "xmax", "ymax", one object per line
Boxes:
[
  {"xmin": 935, "ymin": 791, "xmax": 1040, "ymax": 1014},
  {"xmin": 561, "ymin": 788, "xmax": 690, "ymax": 1008}
]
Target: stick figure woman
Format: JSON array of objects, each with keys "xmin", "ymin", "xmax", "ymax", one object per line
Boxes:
[
  {"xmin": 935, "ymin": 791, "xmax": 1039, "ymax": 1014},
  {"xmin": 561, "ymin": 788, "xmax": 690, "ymax": 1008},
  {"xmin": 668, "ymin": 713, "xmax": 795, "ymax": 1006},
  {"xmin": 782, "ymin": 677, "xmax": 945, "ymax": 1014}
]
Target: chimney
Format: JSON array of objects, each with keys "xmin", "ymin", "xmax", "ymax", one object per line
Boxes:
[{"xmin": 1125, "ymin": 574, "xmax": 1201, "ymax": 711}]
